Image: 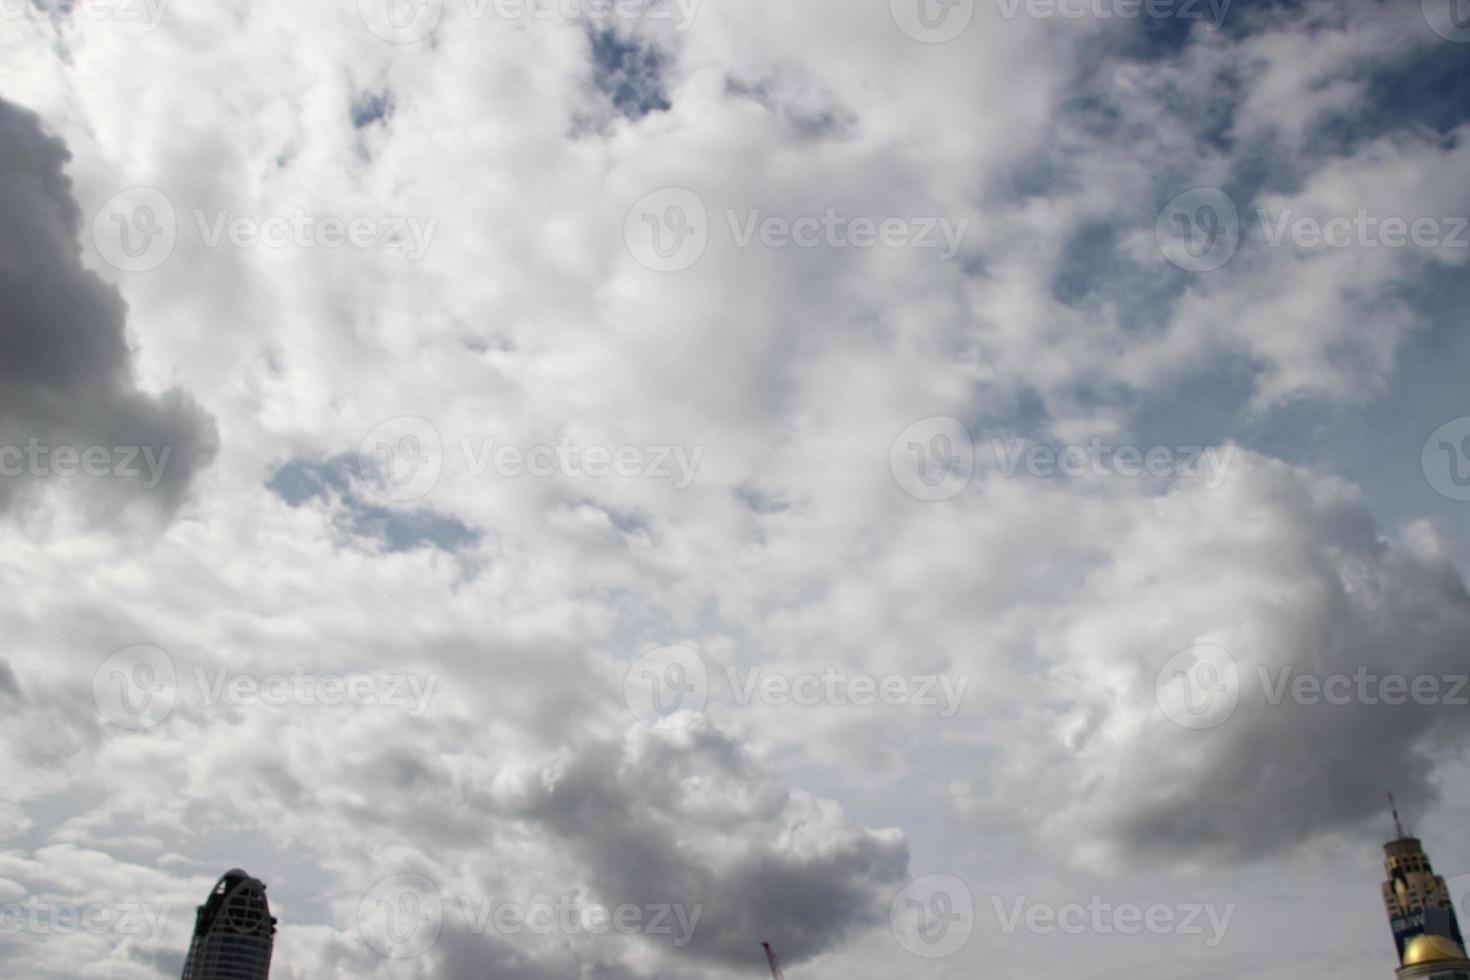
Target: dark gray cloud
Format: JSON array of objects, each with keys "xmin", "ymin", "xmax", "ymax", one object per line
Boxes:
[
  {"xmin": 1027, "ymin": 461, "xmax": 1470, "ymax": 866},
  {"xmin": 0, "ymin": 97, "xmax": 216, "ymax": 518},
  {"xmin": 0, "ymin": 658, "xmax": 19, "ymax": 699},
  {"xmin": 1122, "ymin": 546, "xmax": 1470, "ymax": 860},
  {"xmin": 501, "ymin": 728, "xmax": 907, "ymax": 967}
]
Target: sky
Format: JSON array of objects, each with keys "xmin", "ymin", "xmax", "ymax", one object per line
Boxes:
[{"xmin": 1, "ymin": 0, "xmax": 1469, "ymax": 977}]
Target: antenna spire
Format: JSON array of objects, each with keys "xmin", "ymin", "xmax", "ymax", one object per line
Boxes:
[
  {"xmin": 1388, "ymin": 792, "xmax": 1407, "ymax": 839},
  {"xmin": 762, "ymin": 942, "xmax": 785, "ymax": 980}
]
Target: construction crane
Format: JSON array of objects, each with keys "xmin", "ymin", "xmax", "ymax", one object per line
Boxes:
[{"xmin": 761, "ymin": 941, "xmax": 785, "ymax": 980}]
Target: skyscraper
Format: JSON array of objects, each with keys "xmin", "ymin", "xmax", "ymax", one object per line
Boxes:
[
  {"xmin": 1382, "ymin": 799, "xmax": 1470, "ymax": 979},
  {"xmin": 180, "ymin": 869, "xmax": 277, "ymax": 980}
]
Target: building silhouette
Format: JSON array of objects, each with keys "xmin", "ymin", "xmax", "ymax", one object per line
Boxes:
[
  {"xmin": 1382, "ymin": 799, "xmax": 1470, "ymax": 979},
  {"xmin": 180, "ymin": 869, "xmax": 276, "ymax": 980}
]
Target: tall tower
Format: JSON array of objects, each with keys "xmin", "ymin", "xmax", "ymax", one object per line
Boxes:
[
  {"xmin": 1382, "ymin": 797, "xmax": 1470, "ymax": 979},
  {"xmin": 180, "ymin": 869, "xmax": 276, "ymax": 980}
]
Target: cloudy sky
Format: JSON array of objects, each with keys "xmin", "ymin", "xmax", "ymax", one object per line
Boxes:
[{"xmin": 2, "ymin": 0, "xmax": 1470, "ymax": 977}]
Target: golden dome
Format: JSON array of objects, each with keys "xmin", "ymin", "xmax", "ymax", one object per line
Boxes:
[{"xmin": 1403, "ymin": 934, "xmax": 1469, "ymax": 966}]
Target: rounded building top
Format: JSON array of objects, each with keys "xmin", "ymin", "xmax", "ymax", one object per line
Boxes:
[{"xmin": 1403, "ymin": 934, "xmax": 1469, "ymax": 967}]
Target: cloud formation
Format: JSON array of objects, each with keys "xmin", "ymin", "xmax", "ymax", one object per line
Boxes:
[
  {"xmin": 0, "ymin": 97, "xmax": 216, "ymax": 520},
  {"xmin": 2, "ymin": 2, "xmax": 1469, "ymax": 979}
]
